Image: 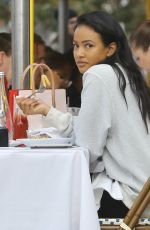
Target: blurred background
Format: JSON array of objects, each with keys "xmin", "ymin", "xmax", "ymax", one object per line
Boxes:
[
  {"xmin": 0, "ymin": 0, "xmax": 148, "ymax": 45},
  {"xmin": 34, "ymin": 0, "xmax": 146, "ymax": 37}
]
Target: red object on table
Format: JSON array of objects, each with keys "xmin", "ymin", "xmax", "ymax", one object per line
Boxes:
[
  {"xmin": 9, "ymin": 89, "xmax": 29, "ymax": 140},
  {"xmin": 13, "ymin": 114, "xmax": 28, "ymax": 140},
  {"xmin": 8, "ymin": 89, "xmax": 19, "ymax": 121}
]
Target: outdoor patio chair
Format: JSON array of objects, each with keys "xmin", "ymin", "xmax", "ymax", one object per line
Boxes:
[{"xmin": 99, "ymin": 177, "xmax": 150, "ymax": 230}]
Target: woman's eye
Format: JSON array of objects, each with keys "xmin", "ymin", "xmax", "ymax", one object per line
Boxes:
[
  {"xmin": 85, "ymin": 43, "xmax": 93, "ymax": 48},
  {"xmin": 136, "ymin": 57, "xmax": 140, "ymax": 62},
  {"xmin": 73, "ymin": 43, "xmax": 78, "ymax": 49}
]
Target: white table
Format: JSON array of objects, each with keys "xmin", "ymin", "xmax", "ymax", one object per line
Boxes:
[{"xmin": 0, "ymin": 147, "xmax": 100, "ymax": 230}]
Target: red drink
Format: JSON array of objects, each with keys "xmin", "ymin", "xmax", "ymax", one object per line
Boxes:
[{"xmin": 13, "ymin": 114, "xmax": 28, "ymax": 140}]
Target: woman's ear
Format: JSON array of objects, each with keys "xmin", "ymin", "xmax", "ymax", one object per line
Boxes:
[{"xmin": 107, "ymin": 42, "xmax": 117, "ymax": 57}]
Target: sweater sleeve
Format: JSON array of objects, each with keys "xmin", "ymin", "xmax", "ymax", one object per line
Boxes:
[
  {"xmin": 74, "ymin": 72, "xmax": 113, "ymax": 172},
  {"xmin": 42, "ymin": 106, "xmax": 74, "ymax": 137}
]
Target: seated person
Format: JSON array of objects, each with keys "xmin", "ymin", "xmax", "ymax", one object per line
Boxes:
[
  {"xmin": 42, "ymin": 52, "xmax": 72, "ymax": 89},
  {"xmin": 36, "ymin": 51, "xmax": 81, "ymax": 107},
  {"xmin": 17, "ymin": 11, "xmax": 150, "ymax": 218}
]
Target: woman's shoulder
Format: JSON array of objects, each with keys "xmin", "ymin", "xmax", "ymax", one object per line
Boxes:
[
  {"xmin": 86, "ymin": 64, "xmax": 116, "ymax": 77},
  {"xmin": 83, "ymin": 64, "xmax": 118, "ymax": 85},
  {"xmin": 87, "ymin": 63, "xmax": 113, "ymax": 71}
]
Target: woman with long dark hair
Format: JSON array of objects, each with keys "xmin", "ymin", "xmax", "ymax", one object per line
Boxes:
[{"xmin": 17, "ymin": 11, "xmax": 150, "ymax": 218}]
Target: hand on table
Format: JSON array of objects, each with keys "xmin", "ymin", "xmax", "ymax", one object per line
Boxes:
[{"xmin": 16, "ymin": 97, "xmax": 50, "ymax": 116}]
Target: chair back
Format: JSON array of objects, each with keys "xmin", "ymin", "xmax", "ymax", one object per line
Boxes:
[{"xmin": 100, "ymin": 178, "xmax": 150, "ymax": 230}]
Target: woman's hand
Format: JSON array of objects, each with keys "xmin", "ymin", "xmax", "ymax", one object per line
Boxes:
[{"xmin": 16, "ymin": 97, "xmax": 50, "ymax": 116}]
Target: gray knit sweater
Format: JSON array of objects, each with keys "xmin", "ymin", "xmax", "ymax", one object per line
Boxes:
[{"xmin": 43, "ymin": 64, "xmax": 150, "ymax": 217}]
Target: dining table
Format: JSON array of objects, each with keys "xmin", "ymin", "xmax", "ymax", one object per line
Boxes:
[{"xmin": 0, "ymin": 146, "xmax": 100, "ymax": 230}]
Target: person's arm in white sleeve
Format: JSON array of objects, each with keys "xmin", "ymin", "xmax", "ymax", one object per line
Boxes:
[{"xmin": 43, "ymin": 106, "xmax": 74, "ymax": 137}]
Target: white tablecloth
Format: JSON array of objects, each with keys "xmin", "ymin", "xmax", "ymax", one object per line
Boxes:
[{"xmin": 0, "ymin": 147, "xmax": 100, "ymax": 230}]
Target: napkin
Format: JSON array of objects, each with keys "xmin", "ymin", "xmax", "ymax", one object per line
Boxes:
[{"xmin": 27, "ymin": 127, "xmax": 64, "ymax": 139}]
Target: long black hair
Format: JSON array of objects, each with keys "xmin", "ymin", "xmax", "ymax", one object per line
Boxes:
[{"xmin": 75, "ymin": 11, "xmax": 150, "ymax": 132}]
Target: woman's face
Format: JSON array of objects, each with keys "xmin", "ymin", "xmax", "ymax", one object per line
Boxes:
[
  {"xmin": 132, "ymin": 46, "xmax": 150, "ymax": 72},
  {"xmin": 73, "ymin": 25, "xmax": 111, "ymax": 73}
]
